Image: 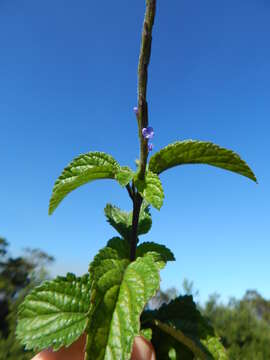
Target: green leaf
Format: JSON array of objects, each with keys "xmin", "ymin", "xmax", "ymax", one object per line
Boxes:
[
  {"xmin": 135, "ymin": 171, "xmax": 164, "ymax": 210},
  {"xmin": 85, "ymin": 239, "xmax": 161, "ymax": 360},
  {"xmin": 143, "ymin": 295, "xmax": 213, "ymax": 337},
  {"xmin": 136, "ymin": 242, "xmax": 175, "ymax": 263},
  {"xmin": 201, "ymin": 336, "xmax": 228, "ymax": 360},
  {"xmin": 106, "ymin": 237, "xmax": 130, "ymax": 259},
  {"xmin": 168, "ymin": 347, "xmax": 177, "ymax": 360},
  {"xmin": 137, "ymin": 203, "xmax": 153, "ymax": 235},
  {"xmin": 115, "ymin": 166, "xmax": 134, "ymax": 186},
  {"xmin": 49, "ymin": 152, "xmax": 121, "ymax": 214},
  {"xmin": 106, "ymin": 238, "xmax": 174, "ymax": 268},
  {"xmin": 104, "ymin": 205, "xmax": 130, "ymax": 239},
  {"xmin": 16, "ymin": 273, "xmax": 90, "ymax": 351},
  {"xmin": 149, "ymin": 140, "xmax": 257, "ymax": 183},
  {"xmin": 140, "ymin": 328, "xmax": 152, "ymax": 342},
  {"xmin": 104, "ymin": 202, "xmax": 152, "ymax": 239},
  {"xmin": 142, "ymin": 295, "xmax": 223, "ymax": 360}
]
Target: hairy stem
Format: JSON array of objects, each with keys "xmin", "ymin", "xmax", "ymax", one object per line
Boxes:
[
  {"xmin": 137, "ymin": 0, "xmax": 156, "ymax": 180},
  {"xmin": 130, "ymin": 0, "xmax": 156, "ymax": 261}
]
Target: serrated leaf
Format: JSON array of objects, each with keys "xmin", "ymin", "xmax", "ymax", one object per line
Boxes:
[
  {"xmin": 136, "ymin": 242, "xmax": 175, "ymax": 263},
  {"xmin": 142, "ymin": 295, "xmax": 213, "ymax": 337},
  {"xmin": 49, "ymin": 152, "xmax": 121, "ymax": 214},
  {"xmin": 106, "ymin": 237, "xmax": 130, "ymax": 259},
  {"xmin": 104, "ymin": 202, "xmax": 152, "ymax": 239},
  {"xmin": 135, "ymin": 171, "xmax": 164, "ymax": 210},
  {"xmin": 115, "ymin": 166, "xmax": 134, "ymax": 186},
  {"xmin": 85, "ymin": 239, "xmax": 161, "ymax": 360},
  {"xmin": 149, "ymin": 140, "xmax": 257, "ymax": 183},
  {"xmin": 104, "ymin": 205, "xmax": 130, "ymax": 239},
  {"xmin": 106, "ymin": 238, "xmax": 173, "ymax": 269},
  {"xmin": 142, "ymin": 295, "xmax": 220, "ymax": 360},
  {"xmin": 137, "ymin": 203, "xmax": 153, "ymax": 235},
  {"xmin": 16, "ymin": 273, "xmax": 90, "ymax": 351}
]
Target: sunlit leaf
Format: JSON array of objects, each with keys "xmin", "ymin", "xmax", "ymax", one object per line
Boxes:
[
  {"xmin": 104, "ymin": 203, "xmax": 152, "ymax": 239},
  {"xmin": 49, "ymin": 152, "xmax": 121, "ymax": 214},
  {"xmin": 85, "ymin": 239, "xmax": 161, "ymax": 359},
  {"xmin": 135, "ymin": 171, "xmax": 164, "ymax": 210},
  {"xmin": 115, "ymin": 166, "xmax": 134, "ymax": 186},
  {"xmin": 149, "ymin": 140, "xmax": 257, "ymax": 183},
  {"xmin": 136, "ymin": 242, "xmax": 175, "ymax": 263},
  {"xmin": 16, "ymin": 273, "xmax": 90, "ymax": 351}
]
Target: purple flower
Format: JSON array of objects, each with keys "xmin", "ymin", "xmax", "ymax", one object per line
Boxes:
[
  {"xmin": 133, "ymin": 106, "xmax": 138, "ymax": 115},
  {"xmin": 142, "ymin": 126, "xmax": 154, "ymax": 139},
  {"xmin": 148, "ymin": 143, "xmax": 154, "ymax": 151}
]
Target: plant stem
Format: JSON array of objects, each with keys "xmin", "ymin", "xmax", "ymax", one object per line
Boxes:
[
  {"xmin": 137, "ymin": 0, "xmax": 156, "ymax": 180},
  {"xmin": 130, "ymin": 192, "xmax": 143, "ymax": 261},
  {"xmin": 130, "ymin": 0, "xmax": 156, "ymax": 261},
  {"xmin": 126, "ymin": 184, "xmax": 134, "ymax": 201}
]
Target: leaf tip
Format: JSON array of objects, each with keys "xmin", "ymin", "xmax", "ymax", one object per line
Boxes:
[{"xmin": 48, "ymin": 200, "xmax": 55, "ymax": 215}]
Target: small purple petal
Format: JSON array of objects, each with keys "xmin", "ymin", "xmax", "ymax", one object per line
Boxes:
[
  {"xmin": 148, "ymin": 143, "xmax": 154, "ymax": 151},
  {"xmin": 133, "ymin": 106, "xmax": 138, "ymax": 115},
  {"xmin": 142, "ymin": 126, "xmax": 154, "ymax": 139}
]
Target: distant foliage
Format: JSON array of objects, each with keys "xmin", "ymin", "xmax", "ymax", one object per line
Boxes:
[
  {"xmin": 203, "ymin": 291, "xmax": 270, "ymax": 360},
  {"xmin": 0, "ymin": 237, "xmax": 54, "ymax": 360}
]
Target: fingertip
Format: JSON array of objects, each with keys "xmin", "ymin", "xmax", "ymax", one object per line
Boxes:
[{"xmin": 131, "ymin": 336, "xmax": 156, "ymax": 360}]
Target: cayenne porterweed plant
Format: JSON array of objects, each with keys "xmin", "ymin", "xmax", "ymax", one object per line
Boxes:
[{"xmin": 16, "ymin": 1, "xmax": 257, "ymax": 359}]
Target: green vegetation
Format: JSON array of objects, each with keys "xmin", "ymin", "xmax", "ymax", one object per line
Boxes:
[
  {"xmin": 153, "ymin": 283, "xmax": 270, "ymax": 360},
  {"xmin": 204, "ymin": 291, "xmax": 270, "ymax": 360},
  {"xmin": 1, "ymin": 237, "xmax": 270, "ymax": 359},
  {"xmin": 0, "ymin": 237, "xmax": 54, "ymax": 360},
  {"xmin": 6, "ymin": 1, "xmax": 257, "ymax": 358}
]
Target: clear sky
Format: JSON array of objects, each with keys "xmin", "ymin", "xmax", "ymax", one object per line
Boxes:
[{"xmin": 1, "ymin": 0, "xmax": 269, "ymax": 303}]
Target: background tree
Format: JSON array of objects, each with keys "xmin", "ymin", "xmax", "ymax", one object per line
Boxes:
[
  {"xmin": 203, "ymin": 291, "xmax": 270, "ymax": 359},
  {"xmin": 0, "ymin": 236, "xmax": 54, "ymax": 360},
  {"xmin": 150, "ymin": 280, "xmax": 270, "ymax": 359}
]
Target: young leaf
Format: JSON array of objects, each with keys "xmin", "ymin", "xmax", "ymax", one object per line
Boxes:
[
  {"xmin": 141, "ymin": 295, "xmax": 227, "ymax": 359},
  {"xmin": 149, "ymin": 140, "xmax": 257, "ymax": 183},
  {"xmin": 136, "ymin": 242, "xmax": 175, "ymax": 263},
  {"xmin": 16, "ymin": 273, "xmax": 90, "ymax": 351},
  {"xmin": 115, "ymin": 166, "xmax": 134, "ymax": 186},
  {"xmin": 104, "ymin": 205, "xmax": 130, "ymax": 239},
  {"xmin": 135, "ymin": 171, "xmax": 164, "ymax": 210},
  {"xmin": 106, "ymin": 237, "xmax": 130, "ymax": 259},
  {"xmin": 137, "ymin": 203, "xmax": 153, "ymax": 235},
  {"xmin": 85, "ymin": 240, "xmax": 161, "ymax": 360},
  {"xmin": 104, "ymin": 203, "xmax": 152, "ymax": 239},
  {"xmin": 49, "ymin": 152, "xmax": 121, "ymax": 214}
]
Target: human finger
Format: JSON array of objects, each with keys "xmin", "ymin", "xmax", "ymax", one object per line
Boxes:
[
  {"xmin": 31, "ymin": 334, "xmax": 155, "ymax": 360},
  {"xmin": 31, "ymin": 334, "xmax": 86, "ymax": 360},
  {"xmin": 131, "ymin": 336, "xmax": 156, "ymax": 360}
]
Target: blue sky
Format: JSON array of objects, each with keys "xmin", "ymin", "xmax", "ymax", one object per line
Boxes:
[{"xmin": 1, "ymin": 0, "xmax": 269, "ymax": 303}]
